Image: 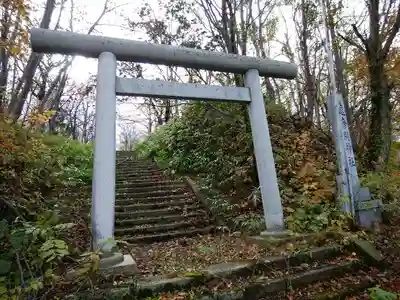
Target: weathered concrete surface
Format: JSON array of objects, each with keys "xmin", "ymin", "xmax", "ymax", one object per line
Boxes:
[
  {"xmin": 65, "ymin": 253, "xmax": 139, "ymax": 281},
  {"xmin": 244, "ymin": 261, "xmax": 359, "ymax": 298},
  {"xmin": 203, "ymin": 260, "xmax": 255, "ymax": 277},
  {"xmin": 100, "ymin": 254, "xmax": 140, "ymax": 276},
  {"xmin": 244, "ymin": 278, "xmax": 286, "ymax": 297},
  {"xmin": 260, "ymin": 230, "xmax": 291, "ymax": 238},
  {"xmin": 256, "ymin": 244, "xmax": 342, "ymax": 270},
  {"xmin": 31, "ymin": 28, "xmax": 298, "ymax": 79},
  {"xmin": 137, "ymin": 277, "xmax": 194, "ymax": 297},
  {"xmin": 80, "ymin": 260, "xmax": 362, "ymax": 299},
  {"xmin": 351, "ymin": 239, "xmax": 385, "ymax": 268},
  {"xmin": 248, "ymin": 232, "xmax": 328, "ymax": 249},
  {"xmin": 99, "ymin": 251, "xmax": 124, "ymax": 267},
  {"xmin": 198, "ymin": 291, "xmax": 243, "ymax": 300},
  {"xmin": 288, "ymin": 261, "xmax": 356, "ymax": 287}
]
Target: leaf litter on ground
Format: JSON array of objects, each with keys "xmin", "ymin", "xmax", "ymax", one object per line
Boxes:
[
  {"xmin": 129, "ymin": 233, "xmax": 269, "ymax": 277},
  {"xmin": 125, "ymin": 231, "xmax": 347, "ymax": 278}
]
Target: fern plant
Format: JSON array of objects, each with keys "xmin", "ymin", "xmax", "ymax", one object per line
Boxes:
[{"xmin": 368, "ymin": 286, "xmax": 399, "ymax": 300}]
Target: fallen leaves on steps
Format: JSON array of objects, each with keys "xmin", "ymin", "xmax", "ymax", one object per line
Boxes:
[{"xmin": 130, "ymin": 233, "xmax": 269, "ymax": 277}]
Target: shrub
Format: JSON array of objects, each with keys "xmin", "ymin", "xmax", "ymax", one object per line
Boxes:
[
  {"xmin": 285, "ymin": 199, "xmax": 352, "ymax": 233},
  {"xmin": 0, "ymin": 117, "xmax": 95, "ymax": 298}
]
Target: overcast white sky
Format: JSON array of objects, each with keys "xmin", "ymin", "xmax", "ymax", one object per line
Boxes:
[
  {"xmin": 62, "ymin": 0, "xmax": 296, "ymax": 140},
  {"xmin": 65, "ymin": 0, "xmax": 151, "ymax": 138},
  {"xmin": 40, "ymin": 0, "xmax": 363, "ymax": 143}
]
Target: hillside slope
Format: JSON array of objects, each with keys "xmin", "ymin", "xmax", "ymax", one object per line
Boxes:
[
  {"xmin": 136, "ymin": 103, "xmax": 336, "ymax": 203},
  {"xmin": 0, "ymin": 117, "xmax": 93, "ymax": 298},
  {"xmin": 135, "ymin": 102, "xmax": 348, "ymax": 233}
]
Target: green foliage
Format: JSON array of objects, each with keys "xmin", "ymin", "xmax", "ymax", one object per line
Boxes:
[
  {"xmin": 197, "ymin": 179, "xmax": 236, "ymax": 218},
  {"xmin": 40, "ymin": 134, "xmax": 93, "ymax": 184},
  {"xmin": 361, "ymin": 172, "xmax": 400, "ymax": 202},
  {"xmin": 360, "ymin": 144, "xmax": 400, "ymax": 222},
  {"xmin": 135, "ymin": 101, "xmax": 335, "ymax": 207},
  {"xmin": 135, "ymin": 101, "xmax": 339, "ymax": 235},
  {"xmin": 0, "ymin": 211, "xmax": 73, "ymax": 298},
  {"xmin": 135, "ymin": 102, "xmax": 254, "ymax": 190},
  {"xmin": 233, "ymin": 213, "xmax": 265, "ymax": 235},
  {"xmin": 285, "ymin": 200, "xmax": 352, "ymax": 233},
  {"xmin": 0, "ymin": 118, "xmax": 95, "ymax": 297},
  {"xmin": 368, "ymin": 286, "xmax": 399, "ymax": 300},
  {"xmin": 0, "ymin": 119, "xmax": 93, "ymax": 217}
]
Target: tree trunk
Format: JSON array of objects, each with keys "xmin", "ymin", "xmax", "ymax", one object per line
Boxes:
[
  {"xmin": 164, "ymin": 99, "xmax": 171, "ymax": 123},
  {"xmin": 365, "ymin": 62, "xmax": 392, "ymax": 169},
  {"xmin": 0, "ymin": 7, "xmax": 10, "ymax": 112},
  {"xmin": 7, "ymin": 0, "xmax": 56, "ymax": 120},
  {"xmin": 299, "ymin": 0, "xmax": 316, "ymax": 123}
]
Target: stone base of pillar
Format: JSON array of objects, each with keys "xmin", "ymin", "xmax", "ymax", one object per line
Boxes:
[
  {"xmin": 100, "ymin": 252, "xmax": 140, "ymax": 276},
  {"xmin": 66, "ymin": 252, "xmax": 139, "ymax": 281}
]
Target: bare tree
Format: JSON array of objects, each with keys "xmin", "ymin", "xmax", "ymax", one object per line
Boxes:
[
  {"xmin": 119, "ymin": 123, "xmax": 139, "ymax": 150},
  {"xmin": 5, "ymin": 0, "xmax": 114, "ymax": 122},
  {"xmin": 340, "ymin": 0, "xmax": 400, "ymax": 168},
  {"xmin": 7, "ymin": 0, "xmax": 57, "ymax": 119}
]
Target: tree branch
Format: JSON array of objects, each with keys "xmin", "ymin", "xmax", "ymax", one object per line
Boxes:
[
  {"xmin": 337, "ymin": 32, "xmax": 366, "ymax": 52},
  {"xmin": 381, "ymin": 5, "xmax": 400, "ymax": 59},
  {"xmin": 351, "ymin": 23, "xmax": 368, "ymax": 49}
]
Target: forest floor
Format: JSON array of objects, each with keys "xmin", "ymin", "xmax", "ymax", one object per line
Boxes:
[
  {"xmin": 126, "ymin": 231, "xmax": 341, "ymax": 278},
  {"xmin": 369, "ymin": 223, "xmax": 400, "ymax": 292},
  {"xmin": 119, "ymin": 223, "xmax": 400, "ymax": 299}
]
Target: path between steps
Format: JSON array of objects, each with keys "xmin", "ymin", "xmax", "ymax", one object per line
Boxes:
[
  {"xmin": 88, "ymin": 231, "xmax": 383, "ymax": 300},
  {"xmin": 115, "ymin": 151, "xmax": 214, "ymax": 244},
  {"xmin": 111, "ymin": 152, "xmax": 383, "ymax": 299}
]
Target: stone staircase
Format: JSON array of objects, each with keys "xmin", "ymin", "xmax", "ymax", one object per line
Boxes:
[
  {"xmin": 114, "ymin": 151, "xmax": 214, "ymax": 243},
  {"xmin": 90, "ymin": 232, "xmax": 384, "ymax": 300}
]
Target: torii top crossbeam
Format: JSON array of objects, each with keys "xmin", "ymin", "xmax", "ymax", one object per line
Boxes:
[{"xmin": 30, "ymin": 28, "xmax": 297, "ymax": 80}]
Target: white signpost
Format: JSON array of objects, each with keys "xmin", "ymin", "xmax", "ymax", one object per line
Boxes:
[
  {"xmin": 321, "ymin": 0, "xmax": 381, "ymax": 228},
  {"xmin": 30, "ymin": 28, "xmax": 298, "ymax": 269}
]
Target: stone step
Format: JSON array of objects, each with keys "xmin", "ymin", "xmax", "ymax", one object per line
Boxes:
[
  {"xmin": 116, "ymin": 160, "xmax": 142, "ymax": 165},
  {"xmin": 116, "ymin": 174, "xmax": 168, "ymax": 183},
  {"xmin": 292, "ymin": 270, "xmax": 376, "ymax": 300},
  {"xmin": 245, "ymin": 260, "xmax": 361, "ymax": 298},
  {"xmin": 115, "ymin": 204, "xmax": 200, "ymax": 218},
  {"xmin": 116, "ymin": 180, "xmax": 182, "ymax": 189},
  {"xmin": 115, "ymin": 158, "xmax": 138, "ymax": 163},
  {"xmin": 120, "ymin": 225, "xmax": 215, "ymax": 244},
  {"xmin": 116, "ymin": 171, "xmax": 166, "ymax": 180},
  {"xmin": 116, "ymin": 183, "xmax": 188, "ymax": 194},
  {"xmin": 115, "ymin": 198, "xmax": 196, "ymax": 211},
  {"xmin": 126, "ymin": 247, "xmax": 361, "ymax": 298},
  {"xmin": 115, "ymin": 212, "xmax": 205, "ymax": 226},
  {"xmin": 115, "ymin": 194, "xmax": 192, "ymax": 205},
  {"xmin": 116, "ymin": 151, "xmax": 135, "ymax": 155},
  {"xmin": 116, "ymin": 157, "xmax": 149, "ymax": 162},
  {"xmin": 116, "ymin": 162, "xmax": 155, "ymax": 168},
  {"xmin": 115, "ymin": 218, "xmax": 210, "ymax": 235},
  {"xmin": 116, "ymin": 161, "xmax": 157, "ymax": 166},
  {"xmin": 116, "ymin": 166, "xmax": 160, "ymax": 173},
  {"xmin": 116, "ymin": 163, "xmax": 160, "ymax": 169},
  {"xmin": 116, "ymin": 189, "xmax": 189, "ymax": 199},
  {"xmin": 131, "ymin": 258, "xmax": 363, "ymax": 299},
  {"xmin": 116, "ymin": 169, "xmax": 165, "ymax": 177}
]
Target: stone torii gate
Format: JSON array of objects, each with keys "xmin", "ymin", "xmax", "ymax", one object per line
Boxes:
[{"xmin": 30, "ymin": 28, "xmax": 297, "ymax": 269}]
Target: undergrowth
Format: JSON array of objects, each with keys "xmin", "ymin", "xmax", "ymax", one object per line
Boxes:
[
  {"xmin": 134, "ymin": 102, "xmax": 356, "ymax": 234},
  {"xmin": 0, "ymin": 116, "xmax": 101, "ymax": 298},
  {"xmin": 135, "ymin": 101, "xmax": 400, "ymax": 235}
]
